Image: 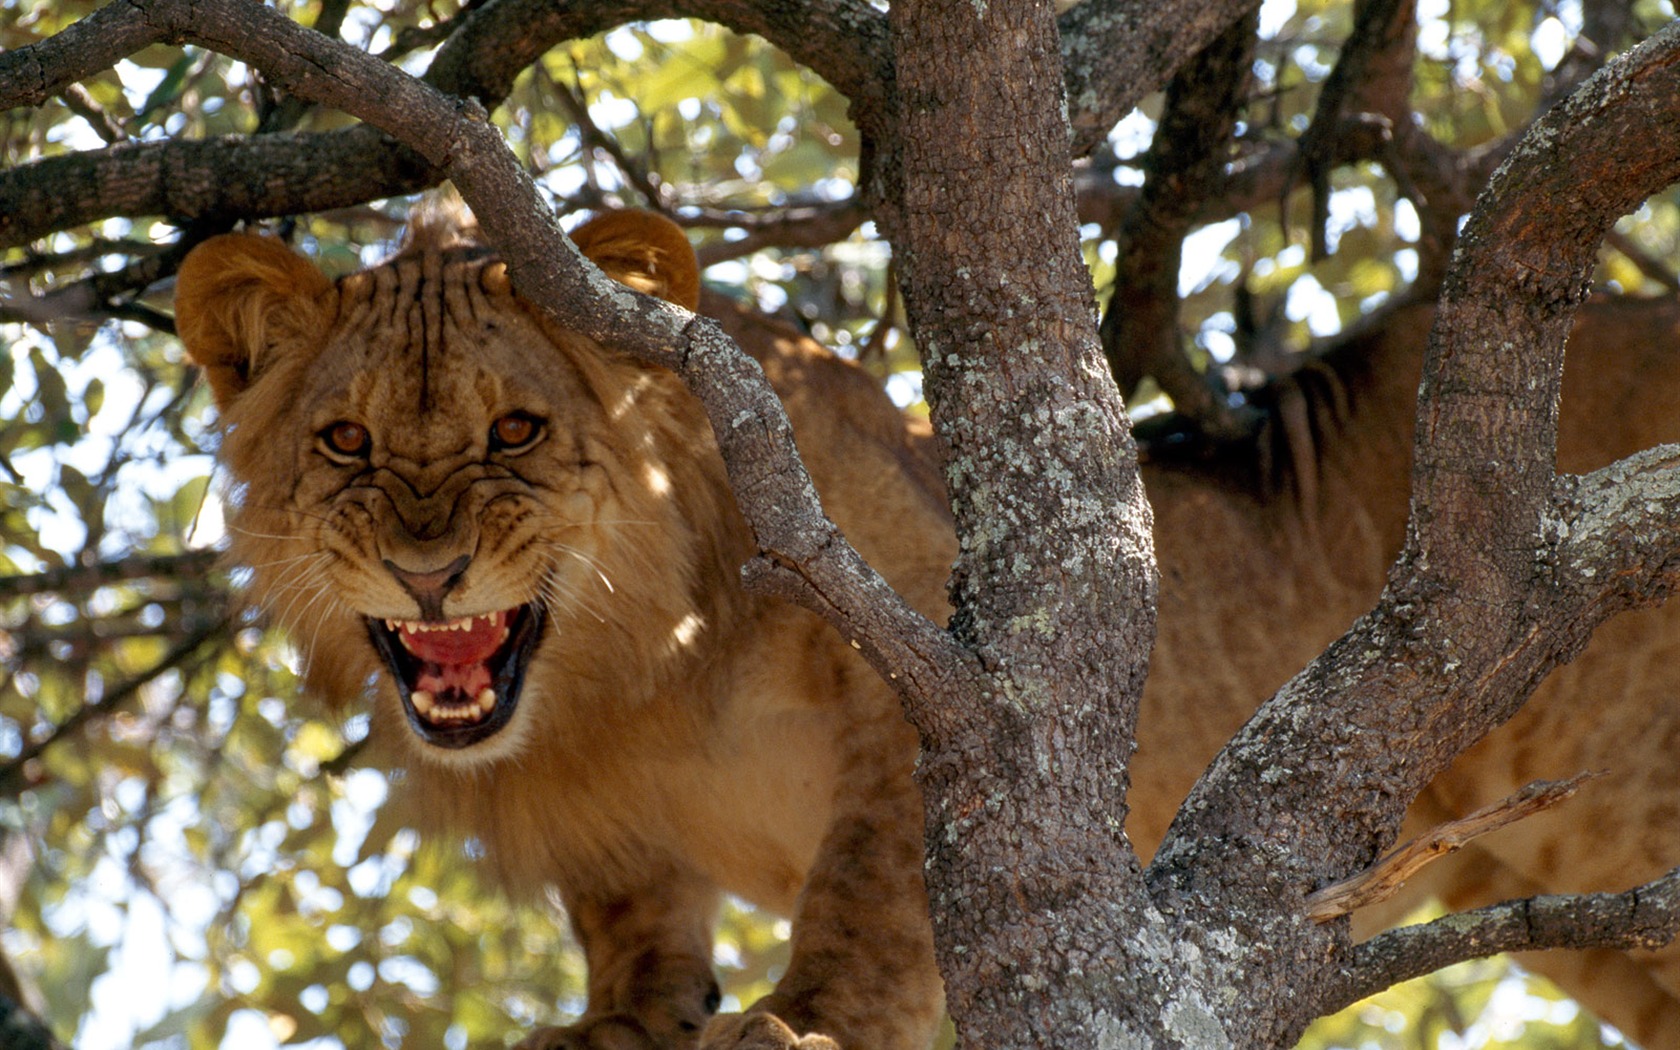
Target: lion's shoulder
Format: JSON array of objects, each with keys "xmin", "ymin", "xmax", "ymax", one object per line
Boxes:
[{"xmin": 702, "ymin": 291, "xmax": 954, "ymax": 621}]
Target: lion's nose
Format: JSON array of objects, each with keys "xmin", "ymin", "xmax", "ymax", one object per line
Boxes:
[{"xmin": 383, "ymin": 553, "xmax": 471, "ymax": 621}]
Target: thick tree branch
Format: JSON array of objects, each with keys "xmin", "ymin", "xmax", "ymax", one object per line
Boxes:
[
  {"xmin": 1554, "ymin": 444, "xmax": 1680, "ymax": 611},
  {"xmin": 0, "ymin": 1, "xmax": 167, "ymax": 112},
  {"xmin": 886, "ymin": 0, "xmax": 1166, "ymax": 1042},
  {"xmin": 0, "ymin": 0, "xmax": 1281, "ymax": 252},
  {"xmin": 1146, "ymin": 25, "xmax": 1680, "ymax": 1044},
  {"xmin": 1059, "ymin": 0, "xmax": 1260, "ymax": 158},
  {"xmin": 0, "ymin": 130, "xmax": 433, "ymax": 250},
  {"xmin": 1416, "ymin": 25, "xmax": 1680, "ymax": 573},
  {"xmin": 1100, "ymin": 12, "xmax": 1256, "ymax": 437},
  {"xmin": 1328, "ymin": 865, "xmax": 1680, "ymax": 1015},
  {"xmin": 424, "ymin": 0, "xmax": 890, "ymax": 131},
  {"xmin": 0, "ymin": 0, "xmax": 890, "ymax": 249}
]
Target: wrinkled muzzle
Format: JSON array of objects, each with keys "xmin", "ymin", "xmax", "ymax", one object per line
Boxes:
[{"xmin": 360, "ymin": 468, "xmax": 546, "ymax": 749}]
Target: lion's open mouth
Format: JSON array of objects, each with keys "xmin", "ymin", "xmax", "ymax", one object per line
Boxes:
[{"xmin": 365, "ymin": 604, "xmax": 545, "ymax": 749}]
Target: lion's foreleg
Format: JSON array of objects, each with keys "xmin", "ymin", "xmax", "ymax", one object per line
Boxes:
[
  {"xmin": 709, "ymin": 705, "xmax": 942, "ymax": 1050},
  {"xmin": 521, "ymin": 865, "xmax": 722, "ymax": 1050}
]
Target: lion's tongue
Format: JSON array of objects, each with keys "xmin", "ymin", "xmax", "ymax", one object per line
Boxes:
[
  {"xmin": 398, "ymin": 613, "xmax": 509, "ymax": 699},
  {"xmin": 398, "ymin": 613, "xmax": 508, "ymax": 664}
]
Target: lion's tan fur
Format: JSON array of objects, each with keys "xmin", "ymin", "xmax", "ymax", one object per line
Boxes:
[
  {"xmin": 176, "ymin": 212, "xmax": 948, "ymax": 1049},
  {"xmin": 179, "ymin": 204, "xmax": 1680, "ymax": 1047}
]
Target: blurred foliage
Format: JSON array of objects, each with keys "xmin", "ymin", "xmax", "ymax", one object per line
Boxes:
[
  {"xmin": 1, "ymin": 0, "xmax": 1678, "ymax": 1047},
  {"xmin": 1301, "ymin": 961, "xmax": 1627, "ymax": 1050}
]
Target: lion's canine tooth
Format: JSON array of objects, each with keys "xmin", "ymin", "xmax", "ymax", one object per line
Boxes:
[
  {"xmin": 411, "ymin": 689, "xmax": 435, "ymax": 715},
  {"xmin": 476, "ymin": 688, "xmax": 496, "ymax": 714}
]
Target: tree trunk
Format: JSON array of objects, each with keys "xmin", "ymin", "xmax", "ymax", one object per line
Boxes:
[{"xmin": 881, "ymin": 1, "xmax": 1229, "ymax": 1045}]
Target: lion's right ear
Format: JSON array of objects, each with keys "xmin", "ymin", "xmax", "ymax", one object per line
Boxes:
[
  {"xmin": 569, "ymin": 210, "xmax": 701, "ymax": 312},
  {"xmin": 174, "ymin": 234, "xmax": 336, "ymax": 408}
]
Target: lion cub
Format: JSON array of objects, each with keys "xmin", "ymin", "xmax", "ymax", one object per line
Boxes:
[{"xmin": 174, "ymin": 209, "xmax": 954, "ymax": 1049}]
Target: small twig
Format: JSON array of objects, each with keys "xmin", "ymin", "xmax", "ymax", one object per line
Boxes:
[
  {"xmin": 1605, "ymin": 228, "xmax": 1680, "ymax": 292},
  {"xmin": 58, "ymin": 83, "xmax": 126, "ymax": 144},
  {"xmin": 1305, "ymin": 772, "xmax": 1602, "ymax": 921},
  {"xmin": 0, "ymin": 225, "xmax": 220, "ymax": 330},
  {"xmin": 548, "ymin": 62, "xmax": 664, "ymax": 208},
  {"xmin": 1540, "ymin": 0, "xmax": 1636, "ymax": 111},
  {"xmin": 9, "ymin": 611, "xmax": 220, "ymax": 658},
  {"xmin": 374, "ymin": 0, "xmax": 485, "ymax": 62},
  {"xmin": 319, "ymin": 735, "xmax": 370, "ymax": 778},
  {"xmin": 693, "ymin": 202, "xmax": 869, "ymax": 267},
  {"xmin": 0, "ymin": 239, "xmax": 169, "ymax": 281},
  {"xmin": 0, "ymin": 550, "xmax": 222, "ymax": 600},
  {"xmin": 860, "ymin": 255, "xmax": 900, "ymax": 362},
  {"xmin": 0, "ymin": 615, "xmax": 231, "ymax": 799}
]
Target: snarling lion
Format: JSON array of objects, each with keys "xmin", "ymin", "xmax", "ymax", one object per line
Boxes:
[
  {"xmin": 179, "ymin": 204, "xmax": 1680, "ymax": 1048},
  {"xmin": 174, "ymin": 209, "xmax": 953, "ymax": 1049}
]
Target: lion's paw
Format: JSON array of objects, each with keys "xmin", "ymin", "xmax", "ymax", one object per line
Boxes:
[
  {"xmin": 515, "ymin": 1015, "xmax": 665, "ymax": 1050},
  {"xmin": 700, "ymin": 1013, "xmax": 840, "ymax": 1050}
]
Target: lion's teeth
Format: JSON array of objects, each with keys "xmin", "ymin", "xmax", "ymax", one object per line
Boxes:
[
  {"xmin": 410, "ymin": 689, "xmax": 435, "ymax": 715},
  {"xmin": 476, "ymin": 688, "xmax": 496, "ymax": 715},
  {"xmin": 385, "ymin": 612, "xmax": 513, "ymax": 653}
]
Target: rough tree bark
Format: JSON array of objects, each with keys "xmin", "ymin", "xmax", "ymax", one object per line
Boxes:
[{"xmin": 883, "ymin": 0, "xmax": 1170, "ymax": 1044}]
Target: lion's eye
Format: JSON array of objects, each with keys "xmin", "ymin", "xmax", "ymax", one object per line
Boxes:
[
  {"xmin": 320, "ymin": 420, "xmax": 371, "ymax": 459},
  {"xmin": 490, "ymin": 412, "xmax": 544, "ymax": 453}
]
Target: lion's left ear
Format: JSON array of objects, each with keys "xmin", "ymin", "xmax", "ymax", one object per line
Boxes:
[{"xmin": 569, "ymin": 210, "xmax": 700, "ymax": 311}]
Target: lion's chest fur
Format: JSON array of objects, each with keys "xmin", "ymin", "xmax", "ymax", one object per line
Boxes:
[{"xmin": 396, "ymin": 604, "xmax": 861, "ymax": 914}]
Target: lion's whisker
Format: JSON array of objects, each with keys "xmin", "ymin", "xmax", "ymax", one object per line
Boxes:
[{"xmin": 226, "ymin": 522, "xmax": 310, "ymax": 543}]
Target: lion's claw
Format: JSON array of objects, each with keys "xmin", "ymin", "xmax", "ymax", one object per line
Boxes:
[{"xmin": 701, "ymin": 1013, "xmax": 841, "ymax": 1050}]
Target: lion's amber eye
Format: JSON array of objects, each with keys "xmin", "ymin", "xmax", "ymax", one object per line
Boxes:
[
  {"xmin": 320, "ymin": 421, "xmax": 371, "ymax": 459},
  {"xmin": 490, "ymin": 412, "xmax": 544, "ymax": 453}
]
